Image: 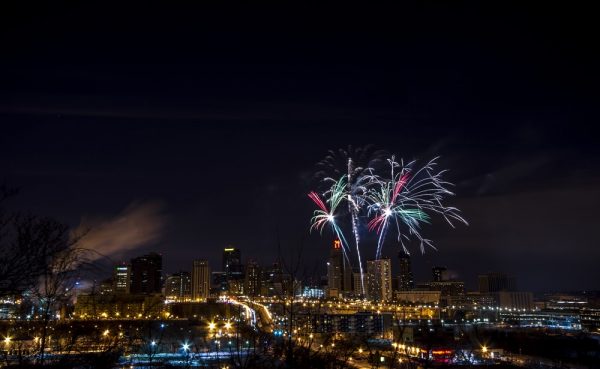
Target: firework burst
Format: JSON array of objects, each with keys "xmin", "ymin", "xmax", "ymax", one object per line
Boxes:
[
  {"xmin": 367, "ymin": 156, "xmax": 468, "ymax": 259},
  {"xmin": 308, "ymin": 149, "xmax": 467, "ymax": 298},
  {"xmin": 308, "ymin": 176, "xmax": 352, "ymax": 265},
  {"xmin": 314, "ymin": 146, "xmax": 384, "ymax": 296}
]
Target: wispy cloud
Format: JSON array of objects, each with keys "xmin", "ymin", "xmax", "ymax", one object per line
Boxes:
[{"xmin": 74, "ymin": 201, "xmax": 166, "ymax": 261}]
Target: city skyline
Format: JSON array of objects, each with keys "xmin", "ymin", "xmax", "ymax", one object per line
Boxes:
[
  {"xmin": 1, "ymin": 3, "xmax": 599, "ymax": 368},
  {"xmin": 96, "ymin": 245, "xmax": 555, "ymax": 300},
  {"xmin": 1, "ymin": 3, "xmax": 599, "ymax": 293}
]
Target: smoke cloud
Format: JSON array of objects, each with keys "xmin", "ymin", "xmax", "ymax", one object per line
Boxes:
[{"xmin": 74, "ymin": 201, "xmax": 166, "ymax": 261}]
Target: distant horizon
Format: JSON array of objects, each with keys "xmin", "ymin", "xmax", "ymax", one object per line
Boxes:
[{"xmin": 83, "ymin": 246, "xmax": 599, "ymax": 295}]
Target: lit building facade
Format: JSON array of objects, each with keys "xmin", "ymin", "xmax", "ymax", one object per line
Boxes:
[
  {"xmin": 244, "ymin": 260, "xmax": 262, "ymax": 297},
  {"xmin": 327, "ymin": 239, "xmax": 352, "ymax": 297},
  {"xmin": 367, "ymin": 258, "xmax": 392, "ymax": 301},
  {"xmin": 165, "ymin": 271, "xmax": 192, "ymax": 301},
  {"xmin": 192, "ymin": 259, "xmax": 210, "ymax": 300},
  {"xmin": 497, "ymin": 291, "xmax": 533, "ymax": 310},
  {"xmin": 113, "ymin": 264, "xmax": 131, "ymax": 294}
]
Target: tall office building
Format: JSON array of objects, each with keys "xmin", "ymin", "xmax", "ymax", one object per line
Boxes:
[
  {"xmin": 398, "ymin": 250, "xmax": 414, "ymax": 291},
  {"xmin": 367, "ymin": 258, "xmax": 392, "ymax": 301},
  {"xmin": 192, "ymin": 260, "xmax": 210, "ymax": 300},
  {"xmin": 327, "ymin": 239, "xmax": 343, "ymax": 292},
  {"xmin": 223, "ymin": 247, "xmax": 242, "ymax": 276},
  {"xmin": 327, "ymin": 239, "xmax": 353, "ymax": 296},
  {"xmin": 130, "ymin": 253, "xmax": 162, "ymax": 294},
  {"xmin": 244, "ymin": 260, "xmax": 262, "ymax": 297},
  {"xmin": 353, "ymin": 271, "xmax": 366, "ymax": 296},
  {"xmin": 478, "ymin": 272, "xmax": 517, "ymax": 293},
  {"xmin": 432, "ymin": 266, "xmax": 447, "ymax": 282},
  {"xmin": 342, "ymin": 257, "xmax": 352, "ymax": 294},
  {"xmin": 165, "ymin": 271, "xmax": 191, "ymax": 301},
  {"xmin": 113, "ymin": 263, "xmax": 131, "ymax": 294},
  {"xmin": 223, "ymin": 247, "xmax": 244, "ymax": 295},
  {"xmin": 263, "ymin": 261, "xmax": 283, "ymax": 296}
]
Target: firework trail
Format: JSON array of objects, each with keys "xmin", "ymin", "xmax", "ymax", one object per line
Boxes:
[
  {"xmin": 367, "ymin": 156, "xmax": 468, "ymax": 259},
  {"xmin": 308, "ymin": 176, "xmax": 353, "ymax": 265},
  {"xmin": 315, "ymin": 146, "xmax": 384, "ymax": 296}
]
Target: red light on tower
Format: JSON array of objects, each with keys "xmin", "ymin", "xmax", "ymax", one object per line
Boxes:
[{"xmin": 333, "ymin": 239, "xmax": 341, "ymax": 249}]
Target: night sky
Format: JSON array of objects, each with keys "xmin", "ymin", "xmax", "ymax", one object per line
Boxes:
[{"xmin": 1, "ymin": 3, "xmax": 599, "ymax": 292}]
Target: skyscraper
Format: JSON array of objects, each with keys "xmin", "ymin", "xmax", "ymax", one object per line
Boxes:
[
  {"xmin": 113, "ymin": 263, "xmax": 131, "ymax": 294},
  {"xmin": 367, "ymin": 258, "xmax": 392, "ymax": 301},
  {"xmin": 398, "ymin": 250, "xmax": 414, "ymax": 291},
  {"xmin": 327, "ymin": 239, "xmax": 352, "ymax": 296},
  {"xmin": 327, "ymin": 239, "xmax": 343, "ymax": 292},
  {"xmin": 353, "ymin": 271, "xmax": 364, "ymax": 296},
  {"xmin": 432, "ymin": 266, "xmax": 447, "ymax": 282},
  {"xmin": 165, "ymin": 271, "xmax": 192, "ymax": 301},
  {"xmin": 342, "ymin": 254, "xmax": 353, "ymax": 294},
  {"xmin": 130, "ymin": 253, "xmax": 162, "ymax": 294},
  {"xmin": 244, "ymin": 260, "xmax": 262, "ymax": 297},
  {"xmin": 192, "ymin": 259, "xmax": 210, "ymax": 300},
  {"xmin": 223, "ymin": 247, "xmax": 244, "ymax": 295},
  {"xmin": 263, "ymin": 261, "xmax": 284, "ymax": 296},
  {"xmin": 223, "ymin": 247, "xmax": 242, "ymax": 276}
]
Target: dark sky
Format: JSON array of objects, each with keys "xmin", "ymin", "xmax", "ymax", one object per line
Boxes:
[{"xmin": 1, "ymin": 3, "xmax": 599, "ymax": 292}]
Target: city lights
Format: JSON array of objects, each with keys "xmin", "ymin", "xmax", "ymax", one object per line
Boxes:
[{"xmin": 0, "ymin": 6, "xmax": 595, "ymax": 369}]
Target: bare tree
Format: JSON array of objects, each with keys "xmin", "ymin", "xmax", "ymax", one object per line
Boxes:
[
  {"xmin": 31, "ymin": 245, "xmax": 92, "ymax": 365},
  {"xmin": 0, "ymin": 215, "xmax": 76, "ymax": 298}
]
